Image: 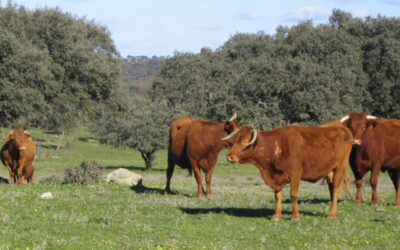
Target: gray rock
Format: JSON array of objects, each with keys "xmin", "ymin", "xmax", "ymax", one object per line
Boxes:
[{"xmin": 106, "ymin": 168, "xmax": 143, "ymax": 186}]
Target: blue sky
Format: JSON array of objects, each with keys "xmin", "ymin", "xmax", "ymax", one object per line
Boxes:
[{"xmin": 9, "ymin": 0, "xmax": 400, "ymax": 57}]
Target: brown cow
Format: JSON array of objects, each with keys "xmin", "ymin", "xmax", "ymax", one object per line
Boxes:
[
  {"xmin": 342, "ymin": 113, "xmax": 400, "ymax": 206},
  {"xmin": 1, "ymin": 129, "xmax": 36, "ymax": 185},
  {"xmin": 164, "ymin": 112, "xmax": 240, "ymax": 197},
  {"xmin": 224, "ymin": 123, "xmax": 353, "ymax": 220}
]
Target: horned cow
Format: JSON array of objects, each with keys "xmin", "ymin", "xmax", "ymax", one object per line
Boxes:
[
  {"xmin": 224, "ymin": 122, "xmax": 353, "ymax": 220},
  {"xmin": 165, "ymin": 112, "xmax": 240, "ymax": 197}
]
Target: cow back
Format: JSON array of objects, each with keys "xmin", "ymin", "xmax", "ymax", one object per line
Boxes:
[
  {"xmin": 258, "ymin": 124, "xmax": 352, "ymax": 181},
  {"xmin": 359, "ymin": 119, "xmax": 400, "ymax": 167}
]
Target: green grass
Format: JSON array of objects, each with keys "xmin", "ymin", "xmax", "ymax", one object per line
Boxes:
[{"xmin": 0, "ymin": 128, "xmax": 399, "ymax": 249}]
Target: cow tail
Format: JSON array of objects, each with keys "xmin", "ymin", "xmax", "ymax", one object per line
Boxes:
[{"xmin": 343, "ymin": 167, "xmax": 352, "ymax": 200}]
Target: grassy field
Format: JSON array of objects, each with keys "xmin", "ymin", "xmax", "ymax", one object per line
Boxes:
[{"xmin": 0, "ymin": 128, "xmax": 399, "ymax": 249}]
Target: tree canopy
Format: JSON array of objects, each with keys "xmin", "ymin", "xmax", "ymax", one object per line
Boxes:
[
  {"xmin": 0, "ymin": 4, "xmax": 121, "ymax": 132},
  {"xmin": 150, "ymin": 10, "xmax": 400, "ymax": 129}
]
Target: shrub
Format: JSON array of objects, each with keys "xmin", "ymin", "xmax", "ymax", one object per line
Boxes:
[
  {"xmin": 62, "ymin": 161, "xmax": 104, "ymax": 185},
  {"xmin": 39, "ymin": 175, "xmax": 63, "ymax": 184}
]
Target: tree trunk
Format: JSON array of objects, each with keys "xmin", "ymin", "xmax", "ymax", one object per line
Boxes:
[
  {"xmin": 56, "ymin": 131, "xmax": 65, "ymax": 151},
  {"xmin": 140, "ymin": 152, "xmax": 153, "ymax": 171}
]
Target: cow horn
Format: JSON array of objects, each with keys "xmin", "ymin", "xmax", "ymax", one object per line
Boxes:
[
  {"xmin": 222, "ymin": 129, "xmax": 240, "ymax": 141},
  {"xmin": 228, "ymin": 110, "xmax": 237, "ymax": 122},
  {"xmin": 367, "ymin": 115, "xmax": 377, "ymax": 120},
  {"xmin": 8, "ymin": 130, "xmax": 14, "ymax": 135},
  {"xmin": 24, "ymin": 131, "xmax": 30, "ymax": 135},
  {"xmin": 340, "ymin": 115, "xmax": 349, "ymax": 123},
  {"xmin": 245, "ymin": 129, "xmax": 258, "ymax": 146}
]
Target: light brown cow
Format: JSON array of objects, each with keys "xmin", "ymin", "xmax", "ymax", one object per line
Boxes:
[
  {"xmin": 1, "ymin": 129, "xmax": 36, "ymax": 185},
  {"xmin": 224, "ymin": 123, "xmax": 353, "ymax": 220},
  {"xmin": 165, "ymin": 112, "xmax": 240, "ymax": 197}
]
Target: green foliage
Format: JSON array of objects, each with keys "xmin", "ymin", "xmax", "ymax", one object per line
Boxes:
[
  {"xmin": 63, "ymin": 161, "xmax": 104, "ymax": 185},
  {"xmin": 92, "ymin": 96, "xmax": 183, "ymax": 169},
  {"xmin": 0, "ymin": 4, "xmax": 121, "ymax": 131},
  {"xmin": 150, "ymin": 11, "xmax": 400, "ymax": 128}
]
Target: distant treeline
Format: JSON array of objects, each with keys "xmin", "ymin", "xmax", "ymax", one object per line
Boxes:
[
  {"xmin": 150, "ymin": 10, "xmax": 400, "ymax": 129},
  {"xmin": 122, "ymin": 55, "xmax": 164, "ymax": 83},
  {"xmin": 121, "ymin": 56, "xmax": 164, "ymax": 94}
]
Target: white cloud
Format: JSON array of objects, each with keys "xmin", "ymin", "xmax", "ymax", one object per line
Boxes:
[
  {"xmin": 284, "ymin": 6, "xmax": 330, "ymax": 23},
  {"xmin": 233, "ymin": 11, "xmax": 257, "ymax": 21}
]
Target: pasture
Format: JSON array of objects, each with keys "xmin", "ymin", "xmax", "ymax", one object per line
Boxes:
[{"xmin": 0, "ymin": 128, "xmax": 399, "ymax": 249}]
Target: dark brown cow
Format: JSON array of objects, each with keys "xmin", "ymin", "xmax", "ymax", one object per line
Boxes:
[
  {"xmin": 1, "ymin": 129, "xmax": 36, "ymax": 185},
  {"xmin": 342, "ymin": 113, "xmax": 400, "ymax": 205},
  {"xmin": 164, "ymin": 112, "xmax": 240, "ymax": 197},
  {"xmin": 224, "ymin": 123, "xmax": 353, "ymax": 220}
]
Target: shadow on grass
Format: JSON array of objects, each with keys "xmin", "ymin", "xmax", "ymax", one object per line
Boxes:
[
  {"xmin": 282, "ymin": 198, "xmax": 345, "ymax": 204},
  {"xmin": 130, "ymin": 185, "xmax": 193, "ymax": 197},
  {"xmin": 78, "ymin": 137, "xmax": 98, "ymax": 143},
  {"xmin": 106, "ymin": 166, "xmax": 165, "ymax": 172},
  {"xmin": 37, "ymin": 144, "xmax": 58, "ymax": 150},
  {"xmin": 179, "ymin": 207, "xmax": 326, "ymax": 218}
]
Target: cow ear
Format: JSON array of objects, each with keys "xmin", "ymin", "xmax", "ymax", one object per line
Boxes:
[{"xmin": 367, "ymin": 120, "xmax": 377, "ymax": 130}]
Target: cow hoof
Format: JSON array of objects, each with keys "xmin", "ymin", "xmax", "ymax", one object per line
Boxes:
[
  {"xmin": 371, "ymin": 201, "xmax": 379, "ymax": 206},
  {"xmin": 327, "ymin": 211, "xmax": 338, "ymax": 218},
  {"xmin": 354, "ymin": 199, "xmax": 363, "ymax": 204},
  {"xmin": 272, "ymin": 214, "xmax": 281, "ymax": 221},
  {"xmin": 290, "ymin": 216, "xmax": 300, "ymax": 221}
]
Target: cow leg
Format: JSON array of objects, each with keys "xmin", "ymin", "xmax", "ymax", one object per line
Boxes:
[
  {"xmin": 17, "ymin": 167, "xmax": 25, "ymax": 185},
  {"xmin": 388, "ymin": 169, "xmax": 400, "ymax": 206},
  {"xmin": 28, "ymin": 164, "xmax": 35, "ymax": 184},
  {"xmin": 369, "ymin": 164, "xmax": 381, "ymax": 206},
  {"xmin": 325, "ymin": 172, "xmax": 334, "ymax": 201},
  {"xmin": 272, "ymin": 189, "xmax": 283, "ymax": 221},
  {"xmin": 205, "ymin": 166, "xmax": 215, "ymax": 196},
  {"xmin": 328, "ymin": 165, "xmax": 345, "ymax": 218},
  {"xmin": 190, "ymin": 159, "xmax": 205, "ymax": 197},
  {"xmin": 289, "ymin": 177, "xmax": 301, "ymax": 221},
  {"xmin": 4, "ymin": 163, "xmax": 15, "ymax": 185},
  {"xmin": 354, "ymin": 167, "xmax": 367, "ymax": 204},
  {"xmin": 164, "ymin": 160, "xmax": 175, "ymax": 195}
]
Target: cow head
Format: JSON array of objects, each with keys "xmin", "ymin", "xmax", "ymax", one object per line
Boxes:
[
  {"xmin": 221, "ymin": 111, "xmax": 240, "ymax": 147},
  {"xmin": 8, "ymin": 129, "xmax": 30, "ymax": 152},
  {"xmin": 340, "ymin": 113, "xmax": 377, "ymax": 145},
  {"xmin": 226, "ymin": 126, "xmax": 257, "ymax": 163}
]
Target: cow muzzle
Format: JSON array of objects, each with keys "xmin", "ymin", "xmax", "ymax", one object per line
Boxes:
[{"xmin": 226, "ymin": 154, "xmax": 238, "ymax": 163}]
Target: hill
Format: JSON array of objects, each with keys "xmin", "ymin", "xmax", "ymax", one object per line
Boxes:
[{"xmin": 121, "ymin": 55, "xmax": 165, "ymax": 94}]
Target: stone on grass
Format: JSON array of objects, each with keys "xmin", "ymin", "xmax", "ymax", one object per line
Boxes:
[
  {"xmin": 40, "ymin": 192, "xmax": 53, "ymax": 199},
  {"xmin": 106, "ymin": 168, "xmax": 143, "ymax": 186}
]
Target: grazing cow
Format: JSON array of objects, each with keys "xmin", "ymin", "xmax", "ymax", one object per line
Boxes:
[
  {"xmin": 224, "ymin": 123, "xmax": 353, "ymax": 220},
  {"xmin": 1, "ymin": 129, "xmax": 36, "ymax": 185},
  {"xmin": 341, "ymin": 113, "xmax": 400, "ymax": 205},
  {"xmin": 164, "ymin": 112, "xmax": 240, "ymax": 197}
]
